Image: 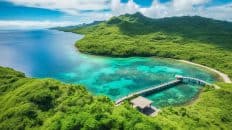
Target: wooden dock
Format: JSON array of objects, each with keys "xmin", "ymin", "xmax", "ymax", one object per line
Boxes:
[
  {"xmin": 115, "ymin": 79, "xmax": 181, "ymax": 105},
  {"xmin": 176, "ymin": 75, "xmax": 219, "ymax": 89},
  {"xmin": 115, "ymin": 75, "xmax": 218, "ymax": 105}
]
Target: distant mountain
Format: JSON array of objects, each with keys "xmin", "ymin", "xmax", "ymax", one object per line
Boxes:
[
  {"xmin": 53, "ymin": 20, "xmax": 103, "ymax": 32},
  {"xmin": 58, "ymin": 13, "xmax": 232, "ymax": 41},
  {"xmin": 63, "ymin": 12, "xmax": 232, "ymax": 48},
  {"xmin": 107, "ymin": 12, "xmax": 232, "ymax": 41}
]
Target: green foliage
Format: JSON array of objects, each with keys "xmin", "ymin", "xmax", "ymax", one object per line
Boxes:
[
  {"xmin": 0, "ymin": 66, "xmax": 159, "ymax": 130},
  {"xmin": 1, "ymin": 65, "xmax": 231, "ymax": 130},
  {"xmin": 1, "ymin": 14, "xmax": 232, "ymax": 129},
  {"xmin": 154, "ymin": 83, "xmax": 232, "ymax": 129},
  {"xmin": 58, "ymin": 13, "xmax": 232, "ymax": 129},
  {"xmin": 70, "ymin": 13, "xmax": 232, "ymax": 78}
]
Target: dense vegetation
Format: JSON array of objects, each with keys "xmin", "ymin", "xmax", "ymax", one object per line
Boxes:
[
  {"xmin": 0, "ymin": 66, "xmax": 160, "ymax": 130},
  {"xmin": 1, "ymin": 13, "xmax": 232, "ymax": 129},
  {"xmin": 64, "ymin": 13, "xmax": 232, "ymax": 78},
  {"xmin": 154, "ymin": 83, "xmax": 232, "ymax": 129},
  {"xmin": 1, "ymin": 66, "xmax": 231, "ymax": 129}
]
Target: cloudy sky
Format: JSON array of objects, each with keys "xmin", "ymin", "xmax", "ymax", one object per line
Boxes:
[{"xmin": 0, "ymin": 0, "xmax": 231, "ymax": 29}]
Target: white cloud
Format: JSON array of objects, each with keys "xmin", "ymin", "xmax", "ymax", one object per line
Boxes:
[
  {"xmin": 0, "ymin": 20, "xmax": 78, "ymax": 29},
  {"xmin": 140, "ymin": 0, "xmax": 170, "ymax": 18},
  {"xmin": 110, "ymin": 0, "xmax": 211, "ymax": 18},
  {"xmin": 172, "ymin": 0, "xmax": 209, "ymax": 10},
  {"xmin": 5, "ymin": 0, "xmax": 232, "ymax": 22},
  {"xmin": 199, "ymin": 3, "xmax": 232, "ymax": 21},
  {"xmin": 7, "ymin": 0, "xmax": 110, "ymax": 15},
  {"xmin": 140, "ymin": 0, "xmax": 211, "ymax": 18},
  {"xmin": 0, "ymin": 12, "xmax": 113, "ymax": 29},
  {"xmin": 134, "ymin": 0, "xmax": 232, "ymax": 21},
  {"xmin": 111, "ymin": 0, "xmax": 140, "ymax": 15},
  {"xmin": 1, "ymin": 0, "xmax": 231, "ymax": 29}
]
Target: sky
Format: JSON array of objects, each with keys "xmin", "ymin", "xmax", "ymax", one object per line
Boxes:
[{"xmin": 0, "ymin": 0, "xmax": 232, "ymax": 29}]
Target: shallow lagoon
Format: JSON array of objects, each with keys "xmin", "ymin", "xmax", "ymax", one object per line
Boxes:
[{"xmin": 0, "ymin": 29, "xmax": 216, "ymax": 107}]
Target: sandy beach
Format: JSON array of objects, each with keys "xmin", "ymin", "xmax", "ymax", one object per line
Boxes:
[{"xmin": 179, "ymin": 60, "xmax": 232, "ymax": 83}]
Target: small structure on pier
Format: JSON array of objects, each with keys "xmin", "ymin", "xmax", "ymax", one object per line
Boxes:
[
  {"xmin": 175, "ymin": 75, "xmax": 183, "ymax": 80},
  {"xmin": 115, "ymin": 75, "xmax": 220, "ymax": 109},
  {"xmin": 131, "ymin": 96, "xmax": 159, "ymax": 116},
  {"xmin": 131, "ymin": 96, "xmax": 153, "ymax": 110},
  {"xmin": 115, "ymin": 78, "xmax": 181, "ymax": 105}
]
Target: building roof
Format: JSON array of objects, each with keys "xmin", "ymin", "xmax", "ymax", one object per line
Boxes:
[{"xmin": 130, "ymin": 96, "xmax": 153, "ymax": 109}]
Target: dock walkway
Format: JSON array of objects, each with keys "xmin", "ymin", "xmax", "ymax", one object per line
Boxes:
[
  {"xmin": 115, "ymin": 75, "xmax": 218, "ymax": 105},
  {"xmin": 115, "ymin": 79, "xmax": 181, "ymax": 104}
]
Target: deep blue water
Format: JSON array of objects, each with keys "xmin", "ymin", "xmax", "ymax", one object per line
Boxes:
[{"xmin": 0, "ymin": 29, "xmax": 216, "ymax": 107}]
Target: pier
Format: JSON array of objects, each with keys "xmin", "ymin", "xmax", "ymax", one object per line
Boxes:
[
  {"xmin": 176, "ymin": 75, "xmax": 220, "ymax": 89},
  {"xmin": 115, "ymin": 75, "xmax": 217, "ymax": 105}
]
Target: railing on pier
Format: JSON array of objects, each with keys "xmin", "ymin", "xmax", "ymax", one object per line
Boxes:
[
  {"xmin": 115, "ymin": 75, "xmax": 218, "ymax": 105},
  {"xmin": 176, "ymin": 75, "xmax": 219, "ymax": 89},
  {"xmin": 115, "ymin": 79, "xmax": 181, "ymax": 105}
]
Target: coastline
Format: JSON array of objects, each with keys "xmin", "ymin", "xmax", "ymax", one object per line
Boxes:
[
  {"xmin": 57, "ymin": 29, "xmax": 231, "ymax": 84},
  {"xmin": 178, "ymin": 60, "xmax": 232, "ymax": 83}
]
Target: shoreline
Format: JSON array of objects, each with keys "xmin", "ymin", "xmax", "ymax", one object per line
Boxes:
[
  {"xmin": 178, "ymin": 60, "xmax": 231, "ymax": 83},
  {"xmin": 74, "ymin": 42, "xmax": 232, "ymax": 84},
  {"xmin": 58, "ymin": 30, "xmax": 232, "ymax": 84},
  {"xmin": 73, "ymin": 44, "xmax": 232, "ymax": 84}
]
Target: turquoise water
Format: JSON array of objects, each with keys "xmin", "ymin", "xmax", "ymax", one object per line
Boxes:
[
  {"xmin": 0, "ymin": 29, "xmax": 216, "ymax": 107},
  {"xmin": 146, "ymin": 84, "xmax": 202, "ymax": 107}
]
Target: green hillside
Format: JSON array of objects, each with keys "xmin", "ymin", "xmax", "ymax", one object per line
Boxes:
[
  {"xmin": 154, "ymin": 82, "xmax": 232, "ymax": 129},
  {"xmin": 0, "ymin": 66, "xmax": 160, "ymax": 130},
  {"xmin": 67, "ymin": 13, "xmax": 232, "ymax": 78}
]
